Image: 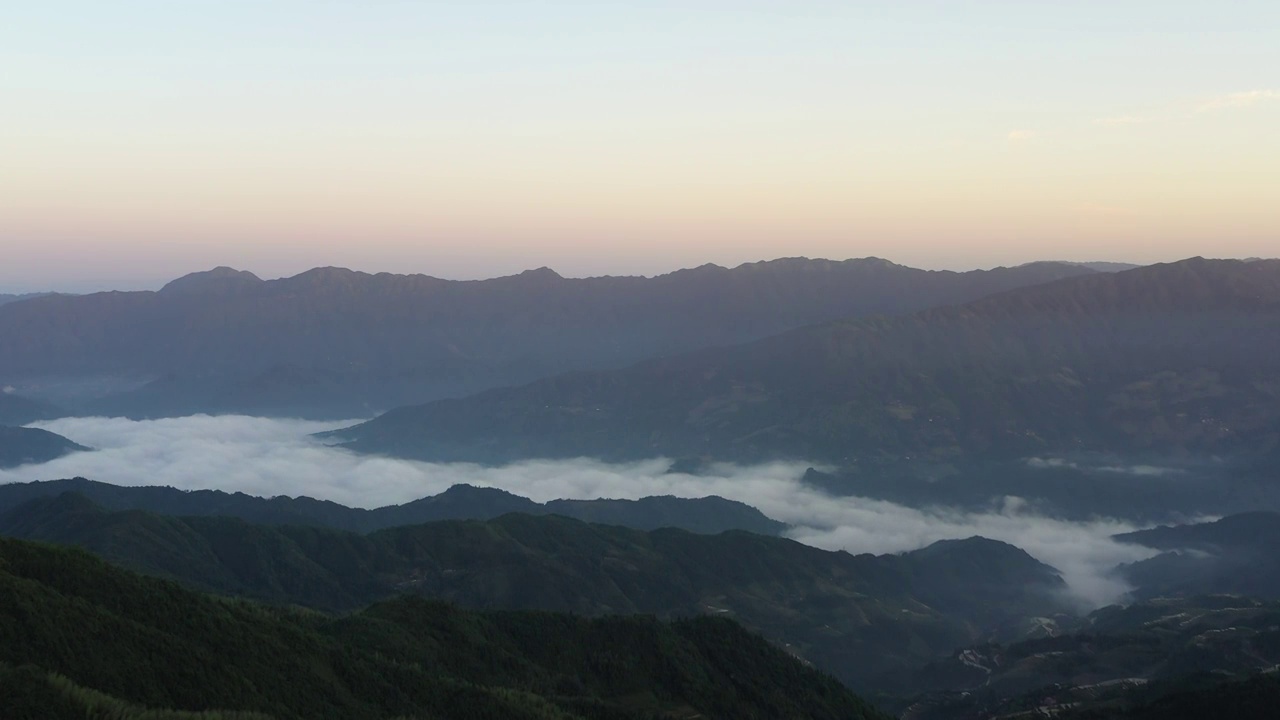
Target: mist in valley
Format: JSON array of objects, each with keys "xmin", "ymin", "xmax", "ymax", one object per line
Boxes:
[{"xmin": 2, "ymin": 414, "xmax": 1183, "ymax": 609}]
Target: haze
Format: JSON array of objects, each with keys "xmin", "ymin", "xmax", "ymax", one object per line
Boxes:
[
  {"xmin": 5, "ymin": 414, "xmax": 1158, "ymax": 608},
  {"xmin": 6, "ymin": 4, "xmax": 1280, "ymax": 717},
  {"xmin": 3, "ymin": 1, "xmax": 1279, "ymax": 292}
]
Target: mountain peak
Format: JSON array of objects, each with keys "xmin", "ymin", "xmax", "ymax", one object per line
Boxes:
[
  {"xmin": 516, "ymin": 266, "xmax": 563, "ymax": 281},
  {"xmin": 434, "ymin": 483, "xmax": 529, "ymax": 500},
  {"xmin": 285, "ymin": 266, "xmax": 364, "ymax": 284},
  {"xmin": 913, "ymin": 536, "xmax": 1034, "ymax": 558},
  {"xmin": 159, "ymin": 267, "xmax": 262, "ymax": 295},
  {"xmin": 905, "ymin": 537, "xmax": 1066, "ymax": 589}
]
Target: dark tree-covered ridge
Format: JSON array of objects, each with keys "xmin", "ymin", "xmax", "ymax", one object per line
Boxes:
[{"xmin": 0, "ymin": 536, "xmax": 891, "ymax": 720}]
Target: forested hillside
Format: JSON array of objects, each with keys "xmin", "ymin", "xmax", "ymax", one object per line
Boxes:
[
  {"xmin": 0, "ymin": 492, "xmax": 1068, "ymax": 689},
  {"xmin": 0, "ymin": 537, "xmax": 890, "ymax": 720}
]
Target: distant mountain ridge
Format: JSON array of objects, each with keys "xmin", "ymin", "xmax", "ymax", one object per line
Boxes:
[
  {"xmin": 0, "ymin": 392, "xmax": 64, "ymax": 426},
  {"xmin": 0, "ymin": 427, "xmax": 87, "ymax": 469},
  {"xmin": 0, "ymin": 257, "xmax": 1096, "ymax": 417},
  {"xmin": 1115, "ymin": 512, "xmax": 1280, "ymax": 599},
  {"xmin": 0, "ymin": 477, "xmax": 787, "ymax": 536},
  {"xmin": 333, "ymin": 257, "xmax": 1280, "ymax": 464},
  {"xmin": 0, "ymin": 292, "xmax": 59, "ymax": 307},
  {"xmin": 1054, "ymin": 260, "xmax": 1144, "ymax": 273}
]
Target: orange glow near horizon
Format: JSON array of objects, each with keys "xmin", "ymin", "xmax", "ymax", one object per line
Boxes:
[{"xmin": 2, "ymin": 2, "xmax": 1277, "ymax": 290}]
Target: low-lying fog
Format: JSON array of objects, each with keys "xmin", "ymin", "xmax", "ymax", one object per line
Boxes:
[{"xmin": 4, "ymin": 415, "xmax": 1169, "ymax": 609}]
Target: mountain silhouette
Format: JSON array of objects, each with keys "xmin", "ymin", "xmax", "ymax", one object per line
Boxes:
[
  {"xmin": 334, "ymin": 258, "xmax": 1280, "ymax": 463},
  {"xmin": 0, "ymin": 258, "xmax": 1095, "ymax": 418}
]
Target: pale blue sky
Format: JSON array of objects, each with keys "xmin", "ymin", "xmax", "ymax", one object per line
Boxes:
[{"xmin": 2, "ymin": 2, "xmax": 1277, "ymax": 291}]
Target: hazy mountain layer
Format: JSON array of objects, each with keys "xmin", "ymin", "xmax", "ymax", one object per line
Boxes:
[
  {"xmin": 0, "ymin": 392, "xmax": 64, "ymax": 426},
  {"xmin": 0, "ymin": 258, "xmax": 1095, "ymax": 417},
  {"xmin": 8, "ymin": 492, "xmax": 1278, "ymax": 719},
  {"xmin": 0, "ymin": 491, "xmax": 1069, "ymax": 689},
  {"xmin": 1067, "ymin": 261, "xmax": 1144, "ymax": 273},
  {"xmin": 0, "ymin": 536, "xmax": 887, "ymax": 720},
  {"xmin": 1115, "ymin": 512, "xmax": 1280, "ymax": 599},
  {"xmin": 0, "ymin": 292, "xmax": 58, "ymax": 307},
  {"xmin": 335, "ymin": 258, "xmax": 1280, "ymax": 464},
  {"xmin": 0, "ymin": 427, "xmax": 87, "ymax": 469},
  {"xmin": 0, "ymin": 477, "xmax": 786, "ymax": 536}
]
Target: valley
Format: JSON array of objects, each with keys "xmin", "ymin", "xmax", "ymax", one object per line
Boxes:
[
  {"xmin": 6, "ymin": 4, "xmax": 1276, "ymax": 714},
  {"xmin": 3, "ymin": 257, "xmax": 1279, "ymax": 719}
]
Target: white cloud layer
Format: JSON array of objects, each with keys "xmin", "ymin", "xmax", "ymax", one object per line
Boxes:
[
  {"xmin": 1026, "ymin": 456, "xmax": 1184, "ymax": 477},
  {"xmin": 3, "ymin": 415, "xmax": 1158, "ymax": 608}
]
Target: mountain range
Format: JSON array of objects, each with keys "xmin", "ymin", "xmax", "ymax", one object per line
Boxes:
[
  {"xmin": 9, "ymin": 253, "xmax": 1280, "ymax": 718},
  {"xmin": 0, "ymin": 489, "xmax": 1070, "ymax": 690},
  {"xmin": 331, "ymin": 258, "xmax": 1280, "ymax": 465},
  {"xmin": 7, "ymin": 479, "xmax": 1280, "ymax": 716},
  {"xmin": 0, "ymin": 477, "xmax": 786, "ymax": 536},
  {"xmin": 7, "ymin": 515, "xmax": 1269, "ymax": 717},
  {"xmin": 0, "ymin": 292, "xmax": 58, "ymax": 307},
  {"xmin": 6, "ymin": 529, "xmax": 1275, "ymax": 720},
  {"xmin": 1115, "ymin": 512, "xmax": 1280, "ymax": 600},
  {"xmin": 0, "ymin": 258, "xmax": 1097, "ymax": 418}
]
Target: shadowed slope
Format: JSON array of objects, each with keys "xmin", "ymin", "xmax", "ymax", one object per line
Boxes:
[
  {"xmin": 0, "ymin": 478, "xmax": 786, "ymax": 536},
  {"xmin": 0, "ymin": 427, "xmax": 86, "ymax": 469},
  {"xmin": 0, "ymin": 259, "xmax": 1095, "ymax": 418},
  {"xmin": 0, "ymin": 536, "xmax": 889, "ymax": 720},
  {"xmin": 0, "ymin": 492, "xmax": 1068, "ymax": 688},
  {"xmin": 335, "ymin": 258, "xmax": 1280, "ymax": 463}
]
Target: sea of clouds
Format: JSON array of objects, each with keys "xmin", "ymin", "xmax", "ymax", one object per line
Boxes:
[{"xmin": 3, "ymin": 415, "xmax": 1162, "ymax": 608}]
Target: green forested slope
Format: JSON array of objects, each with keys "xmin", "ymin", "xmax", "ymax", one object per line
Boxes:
[
  {"xmin": 0, "ymin": 492, "xmax": 1068, "ymax": 689},
  {"xmin": 0, "ymin": 537, "xmax": 890, "ymax": 720}
]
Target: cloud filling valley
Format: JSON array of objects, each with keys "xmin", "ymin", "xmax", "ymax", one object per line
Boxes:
[{"xmin": 4, "ymin": 415, "xmax": 1161, "ymax": 608}]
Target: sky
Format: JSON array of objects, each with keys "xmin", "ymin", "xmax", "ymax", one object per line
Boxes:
[{"xmin": 2, "ymin": 1, "xmax": 1277, "ymax": 292}]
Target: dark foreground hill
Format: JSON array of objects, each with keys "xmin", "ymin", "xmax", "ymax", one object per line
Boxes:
[
  {"xmin": 333, "ymin": 258, "xmax": 1280, "ymax": 464},
  {"xmin": 1113, "ymin": 673, "xmax": 1280, "ymax": 720},
  {"xmin": 0, "ymin": 477, "xmax": 786, "ymax": 536},
  {"xmin": 0, "ymin": 492, "xmax": 1069, "ymax": 689},
  {"xmin": 0, "ymin": 537, "xmax": 889, "ymax": 720},
  {"xmin": 884, "ymin": 596, "xmax": 1280, "ymax": 719},
  {"xmin": 0, "ymin": 258, "xmax": 1094, "ymax": 418},
  {"xmin": 0, "ymin": 426, "xmax": 87, "ymax": 469}
]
